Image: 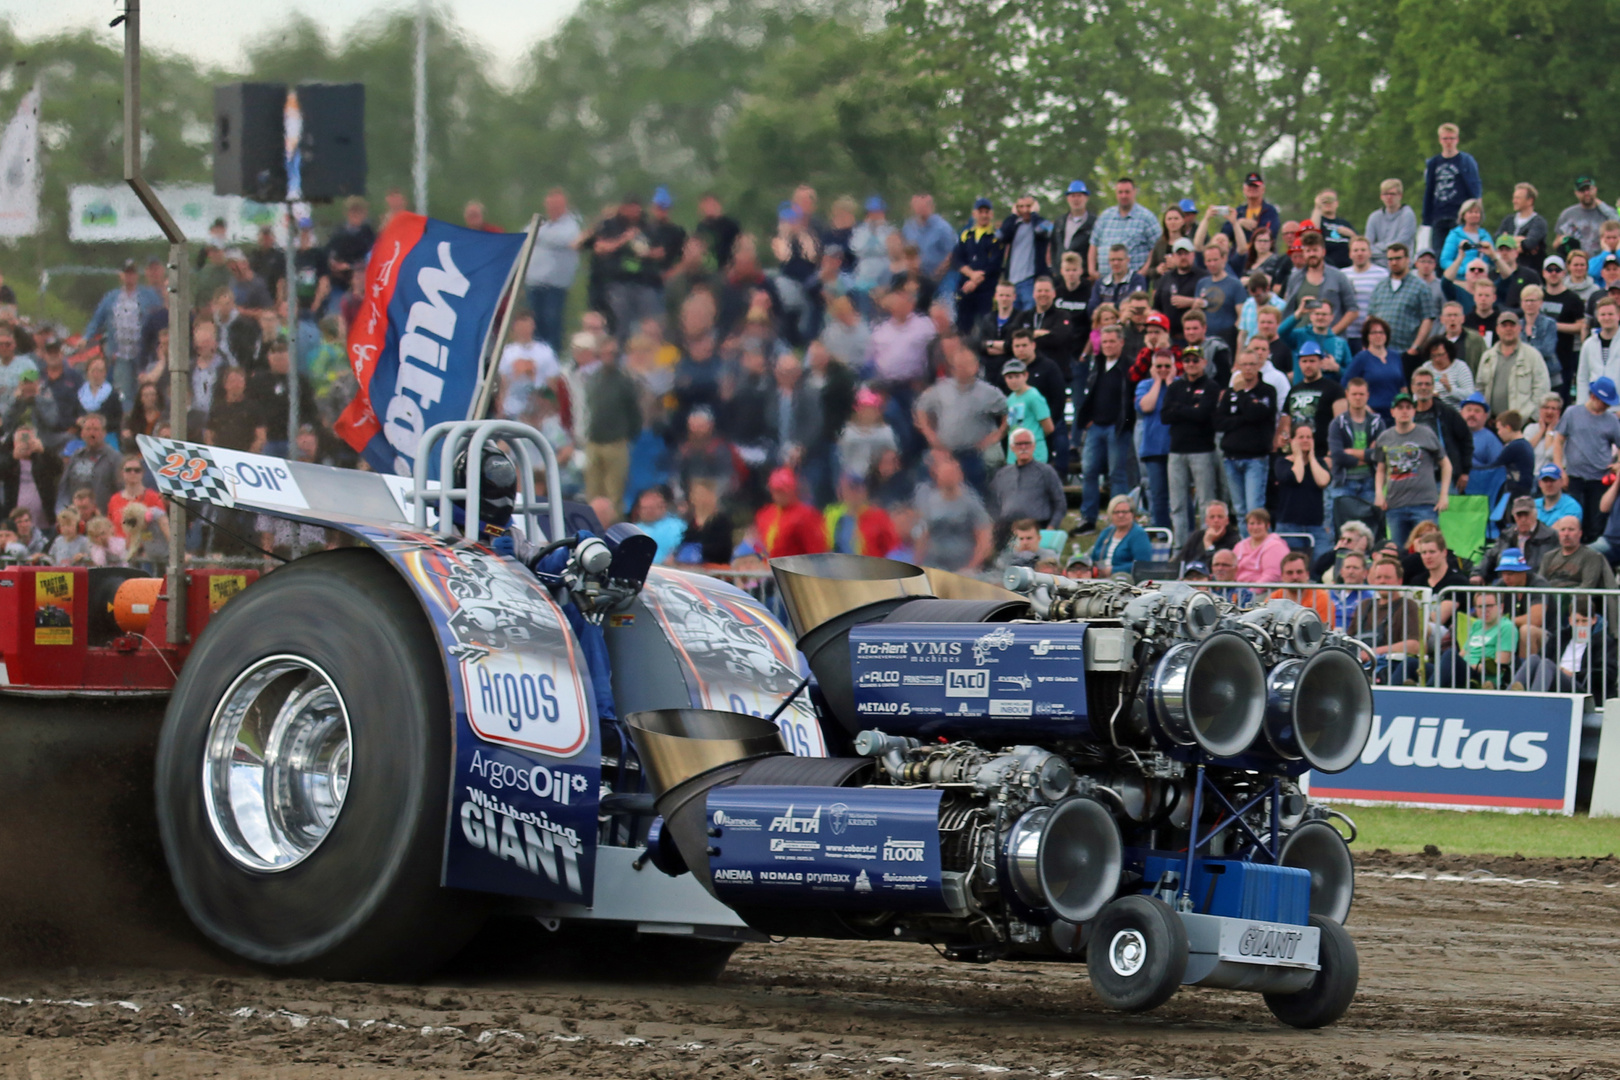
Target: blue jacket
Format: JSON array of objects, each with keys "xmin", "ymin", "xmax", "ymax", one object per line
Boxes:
[
  {"xmin": 1091, "ymin": 522, "xmax": 1154, "ymax": 576},
  {"xmin": 1134, "ymin": 377, "xmax": 1173, "ymax": 458},
  {"xmin": 1422, "ymin": 151, "xmax": 1483, "ymax": 225},
  {"xmin": 85, "ymin": 285, "xmax": 163, "ymax": 362},
  {"xmin": 1439, "ymin": 225, "xmax": 1494, "ymax": 274},
  {"xmin": 1275, "ymin": 315, "xmax": 1354, "ymax": 379}
]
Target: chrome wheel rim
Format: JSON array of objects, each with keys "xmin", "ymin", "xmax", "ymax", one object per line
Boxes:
[
  {"xmin": 1108, "ymin": 928, "xmax": 1147, "ymax": 977},
  {"xmin": 203, "ymin": 655, "xmax": 352, "ymax": 872}
]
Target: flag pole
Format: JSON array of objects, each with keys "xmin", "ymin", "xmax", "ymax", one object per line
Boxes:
[{"xmin": 470, "ymin": 213, "xmax": 541, "ymax": 423}]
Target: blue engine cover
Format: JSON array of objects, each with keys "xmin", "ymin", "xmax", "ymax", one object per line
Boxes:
[
  {"xmin": 705, "ymin": 786, "xmax": 949, "ymax": 912},
  {"xmin": 847, "ymin": 622, "xmax": 1089, "ymax": 741},
  {"xmin": 1141, "ymin": 855, "xmax": 1311, "ymax": 925}
]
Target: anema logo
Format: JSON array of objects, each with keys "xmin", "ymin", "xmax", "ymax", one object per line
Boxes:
[
  {"xmin": 384, "ymin": 241, "xmax": 470, "ymax": 461},
  {"xmin": 1360, "ymin": 715, "xmax": 1549, "ymax": 772},
  {"xmin": 714, "ymin": 868, "xmax": 753, "ymax": 883},
  {"xmin": 768, "ymin": 804, "xmax": 821, "ymax": 834}
]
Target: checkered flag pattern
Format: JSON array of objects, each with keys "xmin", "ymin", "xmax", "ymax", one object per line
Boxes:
[{"xmin": 137, "ymin": 436, "xmax": 236, "ymax": 510}]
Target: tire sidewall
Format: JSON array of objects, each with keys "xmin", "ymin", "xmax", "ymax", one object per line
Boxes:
[
  {"xmin": 1086, "ymin": 895, "xmax": 1189, "ymax": 1012},
  {"xmin": 1265, "ymin": 913, "xmax": 1359, "ymax": 1028},
  {"xmin": 156, "ymin": 552, "xmax": 451, "ymax": 969}
]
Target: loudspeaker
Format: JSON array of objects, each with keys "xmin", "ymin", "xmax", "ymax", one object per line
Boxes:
[
  {"xmin": 296, "ymin": 83, "xmax": 366, "ymax": 202},
  {"xmin": 213, "ymin": 83, "xmax": 286, "ymax": 202}
]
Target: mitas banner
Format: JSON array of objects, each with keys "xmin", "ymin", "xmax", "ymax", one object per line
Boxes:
[{"xmin": 335, "ymin": 213, "xmax": 524, "ymax": 475}]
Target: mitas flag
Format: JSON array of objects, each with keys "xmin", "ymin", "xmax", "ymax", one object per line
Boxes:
[{"xmin": 335, "ymin": 213, "xmax": 525, "ymax": 475}]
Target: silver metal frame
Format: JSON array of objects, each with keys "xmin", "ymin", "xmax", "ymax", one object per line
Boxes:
[{"xmin": 408, "ymin": 420, "xmax": 566, "ymax": 542}]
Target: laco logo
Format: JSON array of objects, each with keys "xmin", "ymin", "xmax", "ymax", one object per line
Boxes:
[
  {"xmin": 768, "ymin": 805, "xmax": 821, "ymax": 834},
  {"xmin": 386, "ymin": 241, "xmax": 469, "ymax": 463},
  {"xmin": 1360, "ymin": 715, "xmax": 1549, "ymax": 772}
]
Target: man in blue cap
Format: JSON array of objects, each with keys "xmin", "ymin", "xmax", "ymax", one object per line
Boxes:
[
  {"xmin": 1534, "ymin": 463, "xmax": 1582, "ymax": 527},
  {"xmin": 850, "ymin": 195, "xmax": 897, "ymax": 314},
  {"xmin": 1552, "ymin": 374, "xmax": 1620, "ymax": 539},
  {"xmin": 951, "ymin": 197, "xmax": 1004, "ymax": 332},
  {"xmin": 1459, "ymin": 390, "xmax": 1501, "ymax": 470},
  {"xmin": 1050, "ymin": 180, "xmax": 1095, "ymax": 276},
  {"xmin": 647, "ymin": 185, "xmax": 686, "ymax": 283},
  {"xmin": 997, "ymin": 194, "xmax": 1053, "ymax": 310}
]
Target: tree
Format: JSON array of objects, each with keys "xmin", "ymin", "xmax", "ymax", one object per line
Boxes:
[{"xmin": 720, "ymin": 21, "xmax": 941, "ymax": 227}]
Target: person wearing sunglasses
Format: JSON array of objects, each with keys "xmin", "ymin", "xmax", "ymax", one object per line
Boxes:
[{"xmin": 107, "ymin": 454, "xmax": 164, "ymax": 540}]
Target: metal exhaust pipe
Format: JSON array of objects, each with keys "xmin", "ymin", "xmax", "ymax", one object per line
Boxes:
[
  {"xmin": 1150, "ymin": 631, "xmax": 1267, "ymax": 758},
  {"xmin": 1280, "ymin": 820, "xmax": 1355, "ymax": 924},
  {"xmin": 626, "ymin": 709, "xmax": 788, "ymax": 897},
  {"xmin": 1263, "ymin": 648, "xmax": 1373, "ymax": 772}
]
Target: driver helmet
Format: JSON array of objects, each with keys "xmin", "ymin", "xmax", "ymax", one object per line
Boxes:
[{"xmin": 451, "ymin": 443, "xmax": 519, "ymax": 535}]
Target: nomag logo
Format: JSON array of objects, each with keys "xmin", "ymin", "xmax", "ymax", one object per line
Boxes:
[
  {"xmin": 1360, "ymin": 714, "xmax": 1548, "ymax": 772},
  {"xmin": 769, "ymin": 804, "xmax": 822, "ymax": 834}
]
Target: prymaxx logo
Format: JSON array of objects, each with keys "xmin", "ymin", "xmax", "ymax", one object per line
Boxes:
[
  {"xmin": 769, "ymin": 804, "xmax": 821, "ymax": 834},
  {"xmin": 1360, "ymin": 714, "xmax": 1549, "ymax": 772}
]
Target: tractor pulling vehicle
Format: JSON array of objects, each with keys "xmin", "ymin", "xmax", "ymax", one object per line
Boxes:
[{"xmin": 0, "ymin": 420, "xmax": 1374, "ymax": 1027}]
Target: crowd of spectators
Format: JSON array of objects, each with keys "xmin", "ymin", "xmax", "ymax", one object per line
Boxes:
[{"xmin": 4, "ymin": 122, "xmax": 1620, "ymax": 692}]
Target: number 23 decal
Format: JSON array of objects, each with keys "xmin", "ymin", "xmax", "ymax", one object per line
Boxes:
[{"xmin": 159, "ymin": 452, "xmax": 209, "ymax": 483}]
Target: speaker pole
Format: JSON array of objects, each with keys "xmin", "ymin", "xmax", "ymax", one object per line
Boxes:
[
  {"xmin": 120, "ymin": 0, "xmax": 190, "ymax": 645},
  {"xmin": 413, "ymin": 0, "xmax": 429, "ymax": 214}
]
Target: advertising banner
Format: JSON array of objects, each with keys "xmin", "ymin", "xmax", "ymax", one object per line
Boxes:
[
  {"xmin": 67, "ymin": 183, "xmax": 285, "ymax": 245},
  {"xmin": 0, "ymin": 87, "xmax": 41, "ymax": 239},
  {"xmin": 1310, "ymin": 687, "xmax": 1584, "ymax": 813}
]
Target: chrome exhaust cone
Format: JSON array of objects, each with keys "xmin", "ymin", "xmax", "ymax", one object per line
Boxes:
[
  {"xmin": 1152, "ymin": 631, "xmax": 1266, "ymax": 759},
  {"xmin": 1279, "ymin": 820, "xmax": 1355, "ymax": 924},
  {"xmin": 769, "ymin": 553, "xmax": 933, "ymax": 641},
  {"xmin": 1004, "ymin": 798, "xmax": 1123, "ymax": 924},
  {"xmin": 1265, "ymin": 648, "xmax": 1373, "ymax": 773},
  {"xmin": 625, "ymin": 709, "xmax": 788, "ymax": 797},
  {"xmin": 626, "ymin": 709, "xmax": 788, "ymax": 898}
]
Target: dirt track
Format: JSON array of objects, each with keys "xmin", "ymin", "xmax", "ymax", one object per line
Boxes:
[{"xmin": 2, "ymin": 854, "xmax": 1618, "ymax": 1080}]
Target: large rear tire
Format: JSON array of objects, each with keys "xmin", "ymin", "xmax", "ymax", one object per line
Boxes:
[
  {"xmin": 1263, "ymin": 915, "xmax": 1359, "ymax": 1028},
  {"xmin": 155, "ymin": 549, "xmax": 479, "ymax": 979},
  {"xmin": 1085, "ymin": 895, "xmax": 1188, "ymax": 1013}
]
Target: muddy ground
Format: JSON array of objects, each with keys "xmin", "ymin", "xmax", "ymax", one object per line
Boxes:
[{"xmin": 0, "ymin": 852, "xmax": 1616, "ymax": 1080}]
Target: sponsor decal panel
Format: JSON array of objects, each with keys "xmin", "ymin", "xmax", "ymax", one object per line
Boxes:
[{"xmin": 707, "ymin": 786, "xmax": 947, "ymax": 910}]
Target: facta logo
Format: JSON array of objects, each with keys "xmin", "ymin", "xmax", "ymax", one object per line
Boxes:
[
  {"xmin": 973, "ymin": 627, "xmax": 1016, "ymax": 665},
  {"xmin": 768, "ymin": 804, "xmax": 821, "ymax": 834},
  {"xmin": 882, "ymin": 839, "xmax": 928, "ymax": 862},
  {"xmin": 857, "ymin": 670, "xmax": 901, "ymax": 688},
  {"xmin": 714, "ymin": 868, "xmax": 754, "ymax": 883},
  {"xmin": 1360, "ymin": 715, "xmax": 1550, "ymax": 772},
  {"xmin": 1030, "ymin": 639, "xmax": 1082, "ymax": 657}
]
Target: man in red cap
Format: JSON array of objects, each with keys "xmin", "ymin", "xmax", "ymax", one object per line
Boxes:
[
  {"xmin": 1128, "ymin": 311, "xmax": 1181, "ymax": 383},
  {"xmin": 755, "ymin": 467, "xmax": 828, "ymax": 558}
]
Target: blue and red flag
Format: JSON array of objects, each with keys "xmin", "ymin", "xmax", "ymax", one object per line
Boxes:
[{"xmin": 335, "ymin": 213, "xmax": 525, "ymax": 474}]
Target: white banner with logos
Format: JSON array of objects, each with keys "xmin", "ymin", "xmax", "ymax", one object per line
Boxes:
[
  {"xmin": 0, "ymin": 87, "xmax": 41, "ymax": 239},
  {"xmin": 67, "ymin": 183, "xmax": 288, "ymax": 245}
]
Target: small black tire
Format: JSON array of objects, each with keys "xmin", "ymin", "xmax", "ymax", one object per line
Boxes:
[
  {"xmin": 1263, "ymin": 915, "xmax": 1359, "ymax": 1028},
  {"xmin": 1086, "ymin": 895, "xmax": 1189, "ymax": 1013},
  {"xmin": 155, "ymin": 549, "xmax": 480, "ymax": 980}
]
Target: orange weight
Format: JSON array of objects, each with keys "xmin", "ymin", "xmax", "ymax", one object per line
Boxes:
[{"xmin": 112, "ymin": 578, "xmax": 164, "ymax": 635}]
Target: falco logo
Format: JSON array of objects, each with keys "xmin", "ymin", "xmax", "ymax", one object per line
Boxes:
[
  {"xmin": 973, "ymin": 627, "xmax": 1016, "ymax": 665},
  {"xmin": 768, "ymin": 804, "xmax": 821, "ymax": 834}
]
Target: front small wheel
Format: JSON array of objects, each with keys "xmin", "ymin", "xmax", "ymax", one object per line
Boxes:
[
  {"xmin": 1264, "ymin": 915, "xmax": 1359, "ymax": 1028},
  {"xmin": 1086, "ymin": 895, "xmax": 1188, "ymax": 1013}
]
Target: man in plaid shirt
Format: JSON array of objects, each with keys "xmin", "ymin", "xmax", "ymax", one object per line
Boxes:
[
  {"xmin": 1088, "ymin": 178, "xmax": 1162, "ymax": 278},
  {"xmin": 1366, "ymin": 242, "xmax": 1438, "ymax": 361}
]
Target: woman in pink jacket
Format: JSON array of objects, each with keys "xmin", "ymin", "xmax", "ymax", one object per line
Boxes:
[{"xmin": 1234, "ymin": 507, "xmax": 1289, "ymax": 582}]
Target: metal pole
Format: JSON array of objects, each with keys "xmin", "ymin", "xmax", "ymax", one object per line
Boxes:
[
  {"xmin": 286, "ymin": 205, "xmax": 299, "ymax": 450},
  {"xmin": 123, "ymin": 0, "xmax": 190, "ymax": 645},
  {"xmin": 413, "ymin": 0, "xmax": 428, "ymax": 213},
  {"xmin": 165, "ymin": 245, "xmax": 189, "ymax": 644}
]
